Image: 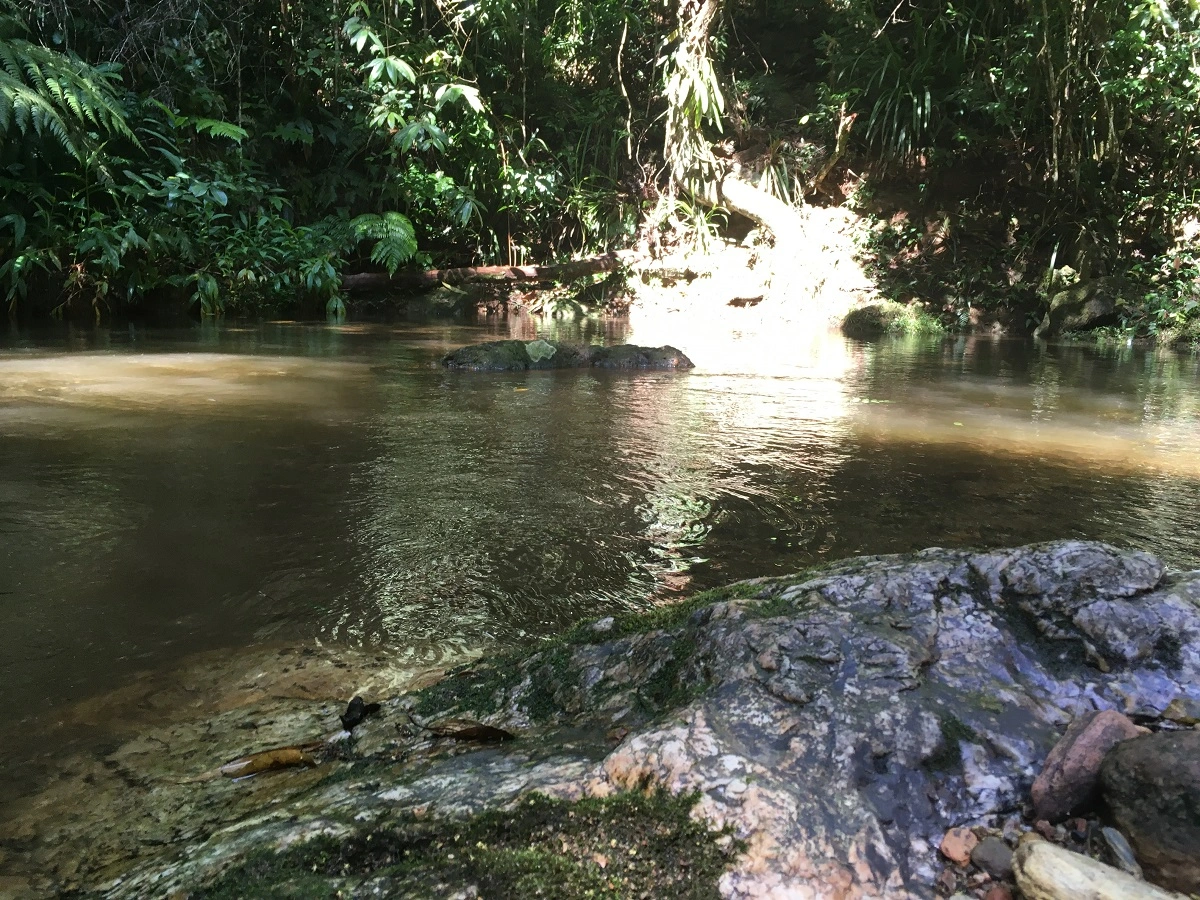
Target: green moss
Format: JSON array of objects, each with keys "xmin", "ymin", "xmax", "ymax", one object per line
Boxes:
[
  {"xmin": 566, "ymin": 583, "xmax": 762, "ymax": 646},
  {"xmin": 414, "ymin": 582, "xmax": 766, "ymax": 722},
  {"xmin": 193, "ymin": 791, "xmax": 742, "ymax": 900},
  {"xmin": 523, "ymin": 645, "xmax": 576, "ymax": 723},
  {"xmin": 742, "ymin": 591, "xmax": 795, "ymax": 620},
  {"xmin": 923, "ymin": 712, "xmax": 980, "ymax": 773},
  {"xmin": 412, "ymin": 655, "xmax": 526, "ymax": 718}
]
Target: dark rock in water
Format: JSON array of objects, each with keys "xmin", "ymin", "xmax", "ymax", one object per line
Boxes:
[
  {"xmin": 1031, "ymin": 709, "xmax": 1142, "ymax": 821},
  {"xmin": 81, "ymin": 542, "xmax": 1200, "ymax": 899},
  {"xmin": 442, "ymin": 339, "xmax": 694, "ymax": 371},
  {"xmin": 1100, "ymin": 730, "xmax": 1200, "ymax": 893},
  {"xmin": 590, "ymin": 343, "xmax": 692, "ymax": 369},
  {"xmin": 1033, "ymin": 277, "xmax": 1131, "ymax": 338},
  {"xmin": 339, "ymin": 696, "xmax": 380, "ymax": 731}
]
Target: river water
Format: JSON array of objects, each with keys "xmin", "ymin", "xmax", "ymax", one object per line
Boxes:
[{"xmin": 1, "ymin": 316, "xmax": 1199, "ymax": 813}]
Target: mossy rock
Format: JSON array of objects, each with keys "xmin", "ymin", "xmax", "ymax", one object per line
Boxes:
[
  {"xmin": 1034, "ymin": 277, "xmax": 1132, "ymax": 338},
  {"xmin": 443, "ymin": 340, "xmax": 694, "ymax": 371},
  {"xmin": 193, "ymin": 791, "xmax": 739, "ymax": 900},
  {"xmin": 841, "ymin": 300, "xmax": 943, "ymax": 338},
  {"xmin": 1157, "ymin": 317, "xmax": 1200, "ymax": 349}
]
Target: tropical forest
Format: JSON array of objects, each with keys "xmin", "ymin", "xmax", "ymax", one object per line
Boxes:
[{"xmin": 2, "ymin": 1, "xmax": 1200, "ymax": 898}]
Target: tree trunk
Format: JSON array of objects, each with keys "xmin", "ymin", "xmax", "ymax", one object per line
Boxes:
[{"xmin": 342, "ymin": 251, "xmax": 635, "ymax": 292}]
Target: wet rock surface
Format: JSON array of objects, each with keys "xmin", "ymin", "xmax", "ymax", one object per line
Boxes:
[
  {"xmin": 4, "ymin": 540, "xmax": 1199, "ymax": 899},
  {"xmin": 442, "ymin": 339, "xmax": 695, "ymax": 371},
  {"xmin": 1100, "ymin": 731, "xmax": 1200, "ymax": 893}
]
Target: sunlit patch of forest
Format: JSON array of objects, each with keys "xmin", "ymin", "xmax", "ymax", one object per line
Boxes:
[{"xmin": 2, "ymin": 0, "xmax": 1199, "ymax": 337}]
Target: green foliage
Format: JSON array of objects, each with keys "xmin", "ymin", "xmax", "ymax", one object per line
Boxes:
[
  {"xmin": 351, "ymin": 212, "xmax": 418, "ymax": 276},
  {"xmin": 2, "ymin": 0, "xmax": 664, "ymax": 316},
  {"xmin": 0, "ymin": 7, "xmax": 132, "ymax": 160}
]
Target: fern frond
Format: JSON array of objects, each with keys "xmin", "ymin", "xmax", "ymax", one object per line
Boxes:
[
  {"xmin": 350, "ymin": 211, "xmax": 417, "ymax": 275},
  {"xmin": 0, "ymin": 30, "xmax": 132, "ymax": 160}
]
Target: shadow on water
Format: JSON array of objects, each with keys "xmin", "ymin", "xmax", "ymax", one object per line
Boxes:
[{"xmin": 0, "ymin": 319, "xmax": 1199, "ymax": 809}]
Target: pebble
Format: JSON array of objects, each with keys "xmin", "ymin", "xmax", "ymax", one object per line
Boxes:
[
  {"xmin": 984, "ymin": 886, "xmax": 1013, "ymax": 900},
  {"xmin": 1101, "ymin": 826, "xmax": 1143, "ymax": 879},
  {"xmin": 1162, "ymin": 696, "xmax": 1200, "ymax": 726},
  {"xmin": 940, "ymin": 826, "xmax": 979, "ymax": 865},
  {"xmin": 971, "ymin": 835, "xmax": 1015, "ymax": 880}
]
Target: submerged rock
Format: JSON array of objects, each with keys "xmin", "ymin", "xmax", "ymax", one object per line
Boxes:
[
  {"xmin": 442, "ymin": 339, "xmax": 694, "ymax": 371},
  {"xmin": 1100, "ymin": 731, "xmax": 1200, "ymax": 893},
  {"xmin": 17, "ymin": 541, "xmax": 1200, "ymax": 900}
]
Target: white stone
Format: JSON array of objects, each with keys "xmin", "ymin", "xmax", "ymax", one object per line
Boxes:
[{"xmin": 1014, "ymin": 841, "xmax": 1188, "ymax": 900}]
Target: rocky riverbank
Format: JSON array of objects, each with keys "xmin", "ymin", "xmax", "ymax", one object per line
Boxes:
[{"xmin": 3, "ymin": 541, "xmax": 1198, "ymax": 899}]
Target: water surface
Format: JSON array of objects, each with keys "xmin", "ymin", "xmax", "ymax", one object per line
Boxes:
[{"xmin": 2, "ymin": 318, "xmax": 1199, "ymax": 808}]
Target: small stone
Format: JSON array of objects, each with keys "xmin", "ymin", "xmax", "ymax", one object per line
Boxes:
[
  {"xmin": 984, "ymin": 886, "xmax": 1013, "ymax": 900},
  {"xmin": 1018, "ymin": 831, "xmax": 1046, "ymax": 848},
  {"xmin": 971, "ymin": 836, "xmax": 1015, "ymax": 880},
  {"xmin": 1101, "ymin": 826, "xmax": 1143, "ymax": 879},
  {"xmin": 1162, "ymin": 696, "xmax": 1200, "ymax": 726},
  {"xmin": 936, "ymin": 869, "xmax": 959, "ymax": 893},
  {"xmin": 1035, "ymin": 819, "xmax": 1056, "ymax": 840},
  {"xmin": 1031, "ymin": 710, "xmax": 1142, "ymax": 821},
  {"xmin": 940, "ymin": 827, "xmax": 979, "ymax": 866},
  {"xmin": 756, "ymin": 649, "xmax": 779, "ymax": 671},
  {"xmin": 591, "ymin": 616, "xmax": 615, "ymax": 634}
]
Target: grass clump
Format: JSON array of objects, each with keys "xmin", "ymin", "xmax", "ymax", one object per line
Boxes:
[
  {"xmin": 842, "ymin": 300, "xmax": 946, "ymax": 339},
  {"xmin": 193, "ymin": 791, "xmax": 741, "ymax": 900}
]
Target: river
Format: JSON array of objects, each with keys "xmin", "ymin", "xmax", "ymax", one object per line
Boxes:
[{"xmin": 1, "ymin": 316, "xmax": 1199, "ymax": 818}]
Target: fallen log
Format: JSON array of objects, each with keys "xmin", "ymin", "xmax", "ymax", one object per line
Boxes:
[{"xmin": 342, "ymin": 251, "xmax": 637, "ymax": 292}]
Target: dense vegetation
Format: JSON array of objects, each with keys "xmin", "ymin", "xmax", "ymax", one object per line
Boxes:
[{"xmin": 2, "ymin": 0, "xmax": 1199, "ymax": 335}]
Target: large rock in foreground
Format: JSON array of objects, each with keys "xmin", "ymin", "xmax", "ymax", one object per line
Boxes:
[
  {"xmin": 75, "ymin": 542, "xmax": 1200, "ymax": 898},
  {"xmin": 1014, "ymin": 841, "xmax": 1186, "ymax": 900},
  {"xmin": 443, "ymin": 339, "xmax": 694, "ymax": 371}
]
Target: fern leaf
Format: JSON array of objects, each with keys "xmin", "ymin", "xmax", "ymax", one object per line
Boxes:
[{"xmin": 350, "ymin": 211, "xmax": 417, "ymax": 275}]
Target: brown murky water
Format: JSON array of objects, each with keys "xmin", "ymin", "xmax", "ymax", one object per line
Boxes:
[{"xmin": 1, "ymin": 318, "xmax": 1199, "ymax": 815}]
